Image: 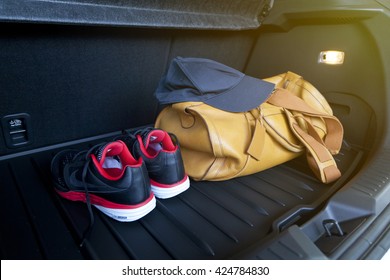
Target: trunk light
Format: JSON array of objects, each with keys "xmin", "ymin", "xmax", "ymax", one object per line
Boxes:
[{"xmin": 318, "ymin": 51, "xmax": 345, "ymax": 65}]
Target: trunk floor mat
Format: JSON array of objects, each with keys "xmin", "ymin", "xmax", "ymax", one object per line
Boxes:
[{"xmin": 0, "ymin": 135, "xmax": 363, "ymax": 259}]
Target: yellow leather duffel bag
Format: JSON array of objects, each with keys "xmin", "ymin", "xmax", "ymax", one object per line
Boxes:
[{"xmin": 155, "ymin": 71, "xmax": 343, "ymax": 184}]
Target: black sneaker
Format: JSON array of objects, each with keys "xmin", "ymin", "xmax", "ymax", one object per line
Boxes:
[
  {"xmin": 118, "ymin": 128, "xmax": 190, "ymax": 199},
  {"xmin": 50, "ymin": 140, "xmax": 156, "ymax": 222}
]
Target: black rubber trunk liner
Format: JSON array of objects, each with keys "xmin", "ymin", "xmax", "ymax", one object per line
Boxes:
[{"xmin": 0, "ymin": 137, "xmax": 363, "ymax": 259}]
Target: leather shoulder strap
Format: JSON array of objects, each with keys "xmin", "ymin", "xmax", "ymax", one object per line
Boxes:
[{"xmin": 267, "ymin": 88, "xmax": 343, "ymax": 183}]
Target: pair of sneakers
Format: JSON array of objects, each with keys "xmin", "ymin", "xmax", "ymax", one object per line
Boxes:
[{"xmin": 51, "ymin": 128, "xmax": 190, "ymax": 223}]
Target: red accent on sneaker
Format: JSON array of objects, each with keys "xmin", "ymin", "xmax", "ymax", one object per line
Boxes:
[
  {"xmin": 91, "ymin": 141, "xmax": 143, "ymax": 181},
  {"xmin": 150, "ymin": 174, "xmax": 189, "ymax": 188},
  {"xmin": 56, "ymin": 189, "xmax": 155, "ymax": 209}
]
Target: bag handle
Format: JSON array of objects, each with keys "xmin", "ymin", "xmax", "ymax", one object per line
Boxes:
[
  {"xmin": 286, "ymin": 110, "xmax": 341, "ymax": 183},
  {"xmin": 267, "ymin": 88, "xmax": 343, "ymax": 183}
]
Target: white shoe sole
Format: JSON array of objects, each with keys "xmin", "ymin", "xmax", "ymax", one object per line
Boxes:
[
  {"xmin": 151, "ymin": 176, "xmax": 190, "ymax": 199},
  {"xmin": 94, "ymin": 195, "xmax": 156, "ymax": 222}
]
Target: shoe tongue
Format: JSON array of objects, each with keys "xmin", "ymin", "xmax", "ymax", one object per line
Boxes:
[
  {"xmin": 94, "ymin": 142, "xmax": 124, "ymax": 163},
  {"xmin": 91, "ymin": 142, "xmax": 126, "ymax": 179},
  {"xmin": 143, "ymin": 132, "xmax": 165, "ymax": 154},
  {"xmin": 145, "ymin": 130, "xmax": 165, "ymax": 146},
  {"xmin": 94, "ymin": 143, "xmax": 110, "ymax": 162}
]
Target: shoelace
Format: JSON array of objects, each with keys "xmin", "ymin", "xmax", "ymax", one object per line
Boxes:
[
  {"xmin": 114, "ymin": 130, "xmax": 137, "ymax": 145},
  {"xmin": 114, "ymin": 128, "xmax": 151, "ymax": 152},
  {"xmin": 80, "ymin": 155, "xmax": 94, "ymax": 247},
  {"xmin": 70, "ymin": 143, "xmax": 105, "ymax": 247}
]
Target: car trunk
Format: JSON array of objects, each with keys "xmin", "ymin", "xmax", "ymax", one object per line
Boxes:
[{"xmin": 1, "ymin": 0, "xmax": 389, "ymax": 260}]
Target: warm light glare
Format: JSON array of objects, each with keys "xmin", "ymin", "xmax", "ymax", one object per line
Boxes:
[{"xmin": 318, "ymin": 51, "xmax": 345, "ymax": 65}]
